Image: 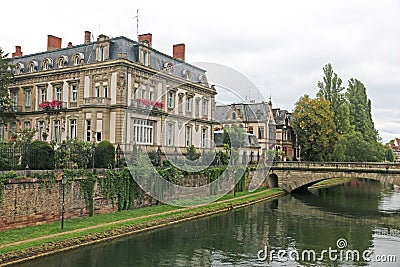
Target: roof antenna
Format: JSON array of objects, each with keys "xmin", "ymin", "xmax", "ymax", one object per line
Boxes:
[{"xmin": 133, "ymin": 9, "xmax": 139, "ymax": 39}]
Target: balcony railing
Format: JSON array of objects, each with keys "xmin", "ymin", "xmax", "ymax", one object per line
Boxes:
[
  {"xmin": 39, "ymin": 101, "xmax": 67, "ymax": 112},
  {"xmin": 84, "ymin": 97, "xmax": 111, "ymax": 105},
  {"xmin": 129, "ymin": 98, "xmax": 164, "ymax": 112}
]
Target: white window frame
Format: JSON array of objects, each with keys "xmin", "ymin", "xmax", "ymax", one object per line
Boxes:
[
  {"xmin": 202, "ymin": 99, "xmax": 208, "ymax": 116},
  {"xmin": 40, "ymin": 88, "xmax": 47, "ymax": 102},
  {"xmin": 134, "ymin": 119, "xmax": 154, "ymax": 145},
  {"xmin": 25, "ymin": 90, "xmax": 32, "ymax": 107},
  {"xmin": 71, "ymin": 84, "xmax": 78, "ymax": 102},
  {"xmin": 24, "ymin": 121, "xmax": 31, "ymax": 130},
  {"xmin": 185, "ymin": 125, "xmax": 192, "ymax": 147},
  {"xmin": 38, "ymin": 121, "xmax": 45, "ymax": 140},
  {"xmin": 54, "ymin": 120, "xmax": 61, "ymax": 143},
  {"xmin": 167, "ymin": 91, "xmax": 175, "ymax": 109},
  {"xmin": 202, "ymin": 128, "xmax": 207, "ymax": 148},
  {"xmin": 55, "ymin": 86, "xmax": 62, "ymax": 101},
  {"xmin": 102, "ymin": 83, "xmax": 108, "ymax": 98},
  {"xmin": 167, "ymin": 123, "xmax": 174, "ymax": 146},
  {"xmin": 70, "ymin": 119, "xmax": 77, "ymax": 139},
  {"xmin": 186, "ymin": 97, "xmax": 192, "ymax": 112}
]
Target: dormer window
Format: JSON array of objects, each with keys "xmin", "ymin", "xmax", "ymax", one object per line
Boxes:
[
  {"xmin": 42, "ymin": 58, "xmax": 53, "ymax": 71},
  {"xmin": 182, "ymin": 69, "xmax": 191, "ymax": 80},
  {"xmin": 14, "ymin": 63, "xmax": 24, "ymax": 74},
  {"xmin": 57, "ymin": 55, "xmax": 68, "ymax": 68},
  {"xmin": 164, "ymin": 62, "xmax": 174, "ymax": 74},
  {"xmin": 73, "ymin": 53, "xmax": 84, "ymax": 66},
  {"xmin": 28, "ymin": 61, "xmax": 38, "ymax": 73},
  {"xmin": 198, "ymin": 74, "xmax": 207, "ymax": 85}
]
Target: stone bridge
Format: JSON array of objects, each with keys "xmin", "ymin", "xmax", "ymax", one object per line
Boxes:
[{"xmin": 268, "ymin": 162, "xmax": 400, "ymax": 192}]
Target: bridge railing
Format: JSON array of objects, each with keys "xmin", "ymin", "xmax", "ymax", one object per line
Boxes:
[{"xmin": 272, "ymin": 161, "xmax": 400, "ymax": 171}]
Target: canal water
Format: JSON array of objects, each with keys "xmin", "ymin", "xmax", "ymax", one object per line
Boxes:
[{"xmin": 16, "ymin": 179, "xmax": 400, "ymax": 266}]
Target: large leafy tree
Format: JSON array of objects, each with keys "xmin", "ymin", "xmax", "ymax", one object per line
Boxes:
[
  {"xmin": 0, "ymin": 48, "xmax": 13, "ymax": 123},
  {"xmin": 316, "ymin": 63, "xmax": 351, "ymax": 134},
  {"xmin": 293, "ymin": 95, "xmax": 338, "ymax": 161}
]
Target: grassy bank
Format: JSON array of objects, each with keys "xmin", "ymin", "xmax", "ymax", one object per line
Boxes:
[
  {"xmin": 309, "ymin": 178, "xmax": 354, "ymax": 190},
  {"xmin": 0, "ymin": 187, "xmax": 285, "ymax": 266}
]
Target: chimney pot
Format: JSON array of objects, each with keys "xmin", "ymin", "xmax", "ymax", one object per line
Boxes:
[
  {"xmin": 12, "ymin": 46, "xmax": 23, "ymax": 58},
  {"xmin": 138, "ymin": 33, "xmax": 152, "ymax": 48},
  {"xmin": 47, "ymin": 35, "xmax": 62, "ymax": 51},
  {"xmin": 84, "ymin": 31, "xmax": 91, "ymax": 44},
  {"xmin": 173, "ymin": 43, "xmax": 185, "ymax": 61},
  {"xmin": 68, "ymin": 42, "xmax": 73, "ymax": 48}
]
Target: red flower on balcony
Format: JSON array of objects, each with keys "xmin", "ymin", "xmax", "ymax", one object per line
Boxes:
[
  {"xmin": 40, "ymin": 100, "xmax": 63, "ymax": 110},
  {"xmin": 134, "ymin": 99, "xmax": 164, "ymax": 110}
]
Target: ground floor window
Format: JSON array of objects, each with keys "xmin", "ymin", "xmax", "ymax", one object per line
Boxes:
[{"xmin": 134, "ymin": 119, "xmax": 154, "ymax": 145}]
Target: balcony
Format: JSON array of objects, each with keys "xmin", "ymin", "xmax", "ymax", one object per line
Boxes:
[
  {"xmin": 129, "ymin": 98, "xmax": 164, "ymax": 112},
  {"xmin": 39, "ymin": 100, "xmax": 67, "ymax": 113},
  {"xmin": 84, "ymin": 97, "xmax": 111, "ymax": 106}
]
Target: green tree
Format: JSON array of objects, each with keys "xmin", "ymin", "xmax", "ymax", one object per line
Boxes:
[
  {"xmin": 317, "ymin": 63, "xmax": 351, "ymax": 134},
  {"xmin": 94, "ymin": 141, "xmax": 115, "ymax": 168},
  {"xmin": 346, "ymin": 78, "xmax": 378, "ymax": 143},
  {"xmin": 293, "ymin": 95, "xmax": 338, "ymax": 161},
  {"xmin": 0, "ymin": 48, "xmax": 13, "ymax": 123}
]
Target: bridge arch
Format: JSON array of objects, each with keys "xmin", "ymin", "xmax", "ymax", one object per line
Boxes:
[
  {"xmin": 268, "ymin": 173, "xmax": 279, "ymax": 188},
  {"xmin": 269, "ymin": 162, "xmax": 400, "ymax": 192}
]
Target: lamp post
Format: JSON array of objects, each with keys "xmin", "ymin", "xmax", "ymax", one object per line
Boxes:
[{"xmin": 61, "ymin": 174, "xmax": 67, "ymax": 230}]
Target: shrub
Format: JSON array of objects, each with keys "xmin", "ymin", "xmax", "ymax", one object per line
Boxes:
[
  {"xmin": 25, "ymin": 141, "xmax": 55, "ymax": 170},
  {"xmin": 94, "ymin": 141, "xmax": 115, "ymax": 168}
]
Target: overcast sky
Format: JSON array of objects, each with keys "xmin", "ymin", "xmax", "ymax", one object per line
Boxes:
[{"xmin": 1, "ymin": 0, "xmax": 399, "ymax": 142}]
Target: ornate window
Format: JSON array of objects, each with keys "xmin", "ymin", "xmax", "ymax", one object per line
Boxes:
[
  {"xmin": 71, "ymin": 84, "xmax": 78, "ymax": 102},
  {"xmin": 25, "ymin": 90, "xmax": 32, "ymax": 107},
  {"xmin": 185, "ymin": 125, "xmax": 192, "ymax": 147},
  {"xmin": 167, "ymin": 90, "xmax": 175, "ymax": 109},
  {"xmin": 182, "ymin": 69, "xmax": 191, "ymax": 80},
  {"xmin": 56, "ymin": 55, "xmax": 68, "ymax": 68},
  {"xmin": 198, "ymin": 74, "xmax": 207, "ymax": 85},
  {"xmin": 69, "ymin": 119, "xmax": 77, "ymax": 139},
  {"xmin": 73, "ymin": 53, "xmax": 84, "ymax": 66},
  {"xmin": 14, "ymin": 63, "xmax": 24, "ymax": 74},
  {"xmin": 167, "ymin": 123, "xmax": 174, "ymax": 146},
  {"xmin": 28, "ymin": 61, "xmax": 38, "ymax": 73},
  {"xmin": 202, "ymin": 128, "xmax": 207, "ymax": 148},
  {"xmin": 164, "ymin": 62, "xmax": 174, "ymax": 74},
  {"xmin": 41, "ymin": 58, "xmax": 53, "ymax": 70}
]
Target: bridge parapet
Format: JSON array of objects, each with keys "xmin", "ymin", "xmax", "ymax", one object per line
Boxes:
[{"xmin": 271, "ymin": 162, "xmax": 400, "ymax": 174}]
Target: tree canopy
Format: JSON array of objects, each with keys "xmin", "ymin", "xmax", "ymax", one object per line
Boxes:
[
  {"xmin": 293, "ymin": 95, "xmax": 338, "ymax": 161},
  {"xmin": 0, "ymin": 48, "xmax": 13, "ymax": 124}
]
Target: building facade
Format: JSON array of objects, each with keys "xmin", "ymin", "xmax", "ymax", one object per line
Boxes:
[
  {"xmin": 272, "ymin": 108, "xmax": 298, "ymax": 160},
  {"xmin": 3, "ymin": 32, "xmax": 216, "ymax": 155},
  {"xmin": 390, "ymin": 138, "xmax": 400, "ymax": 162},
  {"xmin": 214, "ymin": 101, "xmax": 276, "ymax": 161}
]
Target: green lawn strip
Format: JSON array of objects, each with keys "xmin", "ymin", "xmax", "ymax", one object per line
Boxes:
[
  {"xmin": 309, "ymin": 178, "xmax": 354, "ymax": 189},
  {"xmin": 0, "ymin": 188, "xmax": 284, "ymax": 259},
  {"xmin": 0, "ymin": 187, "xmax": 272, "ymax": 247}
]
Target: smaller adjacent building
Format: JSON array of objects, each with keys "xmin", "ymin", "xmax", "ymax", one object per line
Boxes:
[
  {"xmin": 390, "ymin": 138, "xmax": 400, "ymax": 162},
  {"xmin": 272, "ymin": 108, "xmax": 298, "ymax": 160}
]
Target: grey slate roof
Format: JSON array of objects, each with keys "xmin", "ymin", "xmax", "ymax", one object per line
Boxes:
[
  {"xmin": 11, "ymin": 36, "xmax": 207, "ymax": 85},
  {"xmin": 272, "ymin": 108, "xmax": 293, "ymax": 126},
  {"xmin": 215, "ymin": 102, "xmax": 270, "ymax": 123}
]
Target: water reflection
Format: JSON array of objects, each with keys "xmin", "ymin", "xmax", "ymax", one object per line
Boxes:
[{"xmin": 15, "ymin": 179, "xmax": 400, "ymax": 267}]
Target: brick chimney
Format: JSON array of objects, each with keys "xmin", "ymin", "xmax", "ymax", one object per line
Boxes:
[
  {"xmin": 12, "ymin": 46, "xmax": 23, "ymax": 58},
  {"xmin": 173, "ymin": 43, "xmax": 185, "ymax": 61},
  {"xmin": 47, "ymin": 35, "xmax": 62, "ymax": 51},
  {"xmin": 84, "ymin": 31, "xmax": 91, "ymax": 44},
  {"xmin": 138, "ymin": 33, "xmax": 152, "ymax": 48}
]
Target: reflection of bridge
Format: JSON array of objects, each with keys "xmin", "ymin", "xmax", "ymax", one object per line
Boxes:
[{"xmin": 268, "ymin": 162, "xmax": 400, "ymax": 192}]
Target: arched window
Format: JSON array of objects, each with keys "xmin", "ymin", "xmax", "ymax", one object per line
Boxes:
[
  {"xmin": 73, "ymin": 53, "xmax": 84, "ymax": 66},
  {"xmin": 41, "ymin": 58, "xmax": 53, "ymax": 71},
  {"xmin": 232, "ymin": 112, "xmax": 236, "ymax": 120},
  {"xmin": 14, "ymin": 63, "xmax": 24, "ymax": 74},
  {"xmin": 182, "ymin": 69, "xmax": 191, "ymax": 80},
  {"xmin": 28, "ymin": 61, "xmax": 38, "ymax": 73},
  {"xmin": 163, "ymin": 62, "xmax": 174, "ymax": 74},
  {"xmin": 57, "ymin": 55, "xmax": 68, "ymax": 68}
]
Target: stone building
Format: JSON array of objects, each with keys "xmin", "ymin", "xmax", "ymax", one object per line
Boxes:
[
  {"xmin": 214, "ymin": 100, "xmax": 276, "ymax": 161},
  {"xmin": 3, "ymin": 32, "xmax": 216, "ymax": 155},
  {"xmin": 272, "ymin": 108, "xmax": 298, "ymax": 160}
]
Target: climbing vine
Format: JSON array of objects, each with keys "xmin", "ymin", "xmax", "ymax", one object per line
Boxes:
[
  {"xmin": 100, "ymin": 168, "xmax": 142, "ymax": 211},
  {"xmin": 79, "ymin": 172, "xmax": 97, "ymax": 216}
]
